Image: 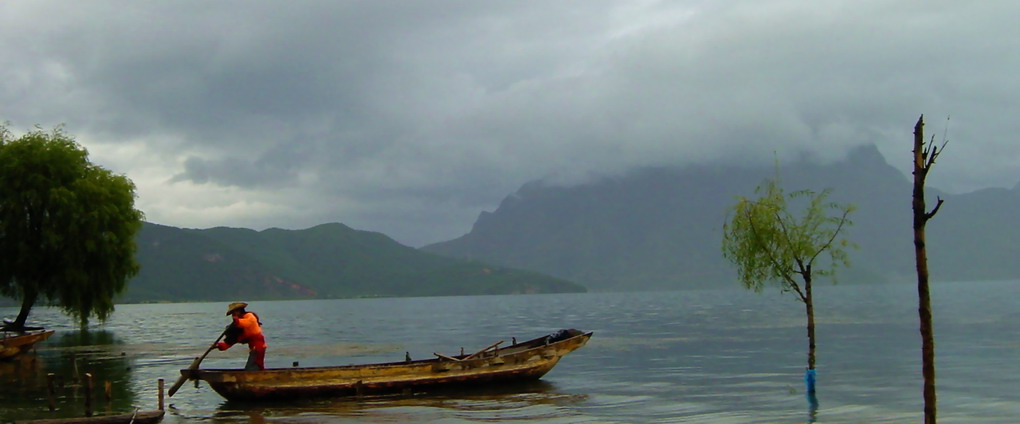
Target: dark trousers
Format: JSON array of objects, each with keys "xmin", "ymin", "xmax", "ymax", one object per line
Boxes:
[{"xmin": 244, "ymin": 347, "xmax": 266, "ymax": 370}]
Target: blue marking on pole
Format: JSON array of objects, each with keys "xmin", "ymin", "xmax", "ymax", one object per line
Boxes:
[{"xmin": 805, "ymin": 368, "xmax": 817, "ymax": 394}]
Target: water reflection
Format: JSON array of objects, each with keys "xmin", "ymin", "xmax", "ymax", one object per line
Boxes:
[
  {"xmin": 0, "ymin": 352, "xmax": 45, "ymax": 383},
  {"xmin": 0, "ymin": 330, "xmax": 141, "ymax": 422},
  {"xmin": 6, "ymin": 282, "xmax": 1020, "ymax": 423},
  {"xmin": 207, "ymin": 381, "xmax": 588, "ymax": 423},
  {"xmin": 806, "ymin": 392, "xmax": 819, "ymax": 423}
]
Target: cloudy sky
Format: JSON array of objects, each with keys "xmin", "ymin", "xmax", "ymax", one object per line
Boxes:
[{"xmin": 2, "ymin": 1, "xmax": 1017, "ymax": 247}]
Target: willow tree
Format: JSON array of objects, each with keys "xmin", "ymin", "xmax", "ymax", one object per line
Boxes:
[
  {"xmin": 0, "ymin": 124, "xmax": 143, "ymax": 329},
  {"xmin": 722, "ymin": 175, "xmax": 854, "ymax": 394}
]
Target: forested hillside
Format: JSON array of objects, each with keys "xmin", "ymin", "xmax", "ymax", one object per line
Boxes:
[{"xmin": 122, "ymin": 222, "xmax": 585, "ymax": 302}]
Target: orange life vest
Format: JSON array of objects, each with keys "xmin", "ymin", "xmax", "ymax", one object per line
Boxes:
[{"xmin": 231, "ymin": 312, "xmax": 267, "ymax": 351}]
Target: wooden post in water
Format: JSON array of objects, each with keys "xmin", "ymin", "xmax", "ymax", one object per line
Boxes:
[
  {"xmin": 71, "ymin": 353, "xmax": 79, "ymax": 382},
  {"xmin": 46, "ymin": 373, "xmax": 56, "ymax": 411},
  {"xmin": 158, "ymin": 378, "xmax": 165, "ymax": 411},
  {"xmin": 104, "ymin": 380, "xmax": 113, "ymax": 415},
  {"xmin": 84, "ymin": 373, "xmax": 94, "ymax": 417}
]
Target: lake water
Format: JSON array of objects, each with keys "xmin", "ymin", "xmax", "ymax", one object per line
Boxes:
[{"xmin": 2, "ymin": 280, "xmax": 1019, "ymax": 423}]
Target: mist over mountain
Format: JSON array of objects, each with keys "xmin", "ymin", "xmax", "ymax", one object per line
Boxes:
[{"xmin": 424, "ymin": 144, "xmax": 1018, "ymax": 291}]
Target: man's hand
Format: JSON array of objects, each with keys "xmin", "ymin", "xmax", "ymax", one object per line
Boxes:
[{"xmin": 216, "ymin": 341, "xmax": 230, "ymax": 351}]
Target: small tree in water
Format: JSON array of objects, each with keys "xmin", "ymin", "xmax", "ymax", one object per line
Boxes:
[
  {"xmin": 0, "ymin": 124, "xmax": 143, "ymax": 329},
  {"xmin": 722, "ymin": 173, "xmax": 855, "ymax": 394}
]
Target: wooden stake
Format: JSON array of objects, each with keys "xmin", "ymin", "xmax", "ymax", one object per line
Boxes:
[
  {"xmin": 158, "ymin": 378, "xmax": 165, "ymax": 411},
  {"xmin": 46, "ymin": 373, "xmax": 56, "ymax": 412},
  {"xmin": 71, "ymin": 353, "xmax": 79, "ymax": 382},
  {"xmin": 84, "ymin": 373, "xmax": 94, "ymax": 417}
]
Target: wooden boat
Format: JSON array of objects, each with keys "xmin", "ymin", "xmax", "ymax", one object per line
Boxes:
[
  {"xmin": 181, "ymin": 329, "xmax": 592, "ymax": 401},
  {"xmin": 14, "ymin": 410, "xmax": 164, "ymax": 424},
  {"xmin": 1, "ymin": 330, "xmax": 54, "ymax": 360}
]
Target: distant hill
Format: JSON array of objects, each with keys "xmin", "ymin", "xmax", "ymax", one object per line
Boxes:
[
  {"xmin": 423, "ymin": 144, "xmax": 1020, "ymax": 291},
  {"xmin": 121, "ymin": 222, "xmax": 585, "ymax": 303}
]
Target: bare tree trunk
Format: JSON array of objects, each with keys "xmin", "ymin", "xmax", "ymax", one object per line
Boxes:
[
  {"xmin": 912, "ymin": 115, "xmax": 942, "ymax": 424},
  {"xmin": 11, "ymin": 288, "xmax": 37, "ymax": 331},
  {"xmin": 806, "ymin": 279, "xmax": 816, "ymax": 371},
  {"xmin": 803, "ymin": 273, "xmax": 817, "ymax": 397}
]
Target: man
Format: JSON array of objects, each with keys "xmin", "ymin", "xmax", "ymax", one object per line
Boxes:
[{"xmin": 216, "ymin": 302, "xmax": 267, "ymax": 370}]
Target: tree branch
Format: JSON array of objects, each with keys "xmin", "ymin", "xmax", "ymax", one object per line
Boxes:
[
  {"xmin": 808, "ymin": 207, "xmax": 851, "ymax": 266},
  {"xmin": 762, "ymin": 210, "xmax": 808, "ymax": 303},
  {"xmin": 785, "ymin": 275, "xmax": 807, "ymax": 303},
  {"xmin": 743, "ymin": 208, "xmax": 786, "ymax": 271},
  {"xmin": 742, "ymin": 207, "xmax": 800, "ymax": 290},
  {"xmin": 925, "ymin": 197, "xmax": 944, "ymax": 221},
  {"xmin": 924, "ymin": 134, "xmax": 948, "ymax": 170}
]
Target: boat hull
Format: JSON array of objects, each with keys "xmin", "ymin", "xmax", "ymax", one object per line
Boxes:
[
  {"xmin": 1, "ymin": 330, "xmax": 54, "ymax": 360},
  {"xmin": 183, "ymin": 331, "xmax": 591, "ymax": 401},
  {"xmin": 14, "ymin": 410, "xmax": 164, "ymax": 424}
]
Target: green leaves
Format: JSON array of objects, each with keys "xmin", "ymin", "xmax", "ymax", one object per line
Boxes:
[
  {"xmin": 0, "ymin": 124, "xmax": 143, "ymax": 327},
  {"xmin": 721, "ymin": 176, "xmax": 855, "ymax": 302}
]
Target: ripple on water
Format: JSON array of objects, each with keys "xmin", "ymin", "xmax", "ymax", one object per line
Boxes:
[{"xmin": 5, "ymin": 283, "xmax": 1020, "ymax": 423}]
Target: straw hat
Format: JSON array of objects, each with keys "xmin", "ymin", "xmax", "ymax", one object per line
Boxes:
[{"xmin": 225, "ymin": 302, "xmax": 248, "ymax": 316}]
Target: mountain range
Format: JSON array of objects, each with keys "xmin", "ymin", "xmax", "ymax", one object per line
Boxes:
[
  {"xmin": 424, "ymin": 144, "xmax": 1020, "ymax": 291},
  {"xmin": 119, "ymin": 222, "xmax": 585, "ymax": 303}
]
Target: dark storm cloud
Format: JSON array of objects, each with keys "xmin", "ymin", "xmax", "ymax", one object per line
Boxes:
[{"xmin": 2, "ymin": 1, "xmax": 1019, "ymax": 246}]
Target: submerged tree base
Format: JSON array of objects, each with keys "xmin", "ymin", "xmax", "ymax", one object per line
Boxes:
[{"xmin": 805, "ymin": 368, "xmax": 817, "ymax": 394}]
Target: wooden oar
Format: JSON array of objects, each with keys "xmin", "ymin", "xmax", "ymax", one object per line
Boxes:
[
  {"xmin": 433, "ymin": 352, "xmax": 462, "ymax": 362},
  {"xmin": 463, "ymin": 340, "xmax": 503, "ymax": 360},
  {"xmin": 168, "ymin": 329, "xmax": 227, "ymax": 397}
]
